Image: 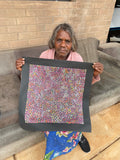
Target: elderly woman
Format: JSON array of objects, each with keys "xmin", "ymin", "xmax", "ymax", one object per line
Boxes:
[{"xmin": 16, "ymin": 23, "xmax": 103, "ymax": 160}]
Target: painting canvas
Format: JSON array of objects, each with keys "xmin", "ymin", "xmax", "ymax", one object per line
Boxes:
[{"xmin": 19, "ymin": 57, "xmax": 93, "ymax": 132}]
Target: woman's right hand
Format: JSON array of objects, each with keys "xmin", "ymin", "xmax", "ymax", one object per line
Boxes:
[{"xmin": 16, "ymin": 58, "xmax": 25, "ymax": 71}]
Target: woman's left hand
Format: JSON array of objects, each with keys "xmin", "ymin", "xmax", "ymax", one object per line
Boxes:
[{"xmin": 92, "ymin": 62, "xmax": 104, "ymax": 78}]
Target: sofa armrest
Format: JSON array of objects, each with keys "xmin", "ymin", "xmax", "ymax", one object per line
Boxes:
[
  {"xmin": 98, "ymin": 42, "xmax": 120, "ymax": 60},
  {"xmin": 97, "ymin": 50, "xmax": 120, "ymax": 65},
  {"xmin": 97, "ymin": 50, "xmax": 120, "ymax": 79}
]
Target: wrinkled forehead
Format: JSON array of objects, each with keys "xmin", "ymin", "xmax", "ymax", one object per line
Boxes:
[{"xmin": 56, "ymin": 29, "xmax": 72, "ymax": 40}]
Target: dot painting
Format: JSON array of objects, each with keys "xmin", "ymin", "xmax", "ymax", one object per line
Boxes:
[{"xmin": 25, "ymin": 64, "xmax": 86, "ymax": 124}]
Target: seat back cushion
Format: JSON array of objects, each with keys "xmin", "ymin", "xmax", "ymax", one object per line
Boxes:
[{"xmin": 77, "ymin": 37, "xmax": 99, "ymax": 63}]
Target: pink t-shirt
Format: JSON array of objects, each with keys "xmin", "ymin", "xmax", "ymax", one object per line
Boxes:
[{"xmin": 40, "ymin": 49, "xmax": 100, "ymax": 84}]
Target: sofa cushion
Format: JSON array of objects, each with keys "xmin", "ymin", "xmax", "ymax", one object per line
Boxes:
[
  {"xmin": 0, "ymin": 74, "xmax": 20, "ymax": 128},
  {"xmin": 89, "ymin": 70, "xmax": 120, "ymax": 115},
  {"xmin": 14, "ymin": 45, "xmax": 49, "ymax": 59},
  {"xmin": 90, "ymin": 71, "xmax": 120, "ymax": 97},
  {"xmin": 77, "ymin": 37, "xmax": 99, "ymax": 63},
  {"xmin": 0, "ymin": 50, "xmax": 16, "ymax": 76},
  {"xmin": 14, "ymin": 45, "xmax": 49, "ymax": 77}
]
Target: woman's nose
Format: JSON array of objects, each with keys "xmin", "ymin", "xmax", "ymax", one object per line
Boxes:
[{"xmin": 61, "ymin": 40, "xmax": 66, "ymax": 47}]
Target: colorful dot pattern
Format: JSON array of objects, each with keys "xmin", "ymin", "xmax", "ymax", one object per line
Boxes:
[{"xmin": 25, "ymin": 64, "xmax": 86, "ymax": 124}]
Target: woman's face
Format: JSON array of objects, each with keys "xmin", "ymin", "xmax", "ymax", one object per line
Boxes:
[{"xmin": 54, "ymin": 29, "xmax": 72, "ymax": 60}]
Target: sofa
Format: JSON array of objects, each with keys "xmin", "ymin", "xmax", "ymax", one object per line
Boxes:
[{"xmin": 0, "ymin": 38, "xmax": 120, "ymax": 160}]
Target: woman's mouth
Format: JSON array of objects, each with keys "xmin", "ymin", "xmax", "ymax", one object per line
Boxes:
[{"xmin": 59, "ymin": 48, "xmax": 67, "ymax": 53}]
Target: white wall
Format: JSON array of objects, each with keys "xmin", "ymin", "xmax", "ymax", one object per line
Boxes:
[{"xmin": 110, "ymin": 8, "xmax": 120, "ymax": 28}]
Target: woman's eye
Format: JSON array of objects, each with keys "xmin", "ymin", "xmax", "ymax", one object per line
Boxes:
[
  {"xmin": 57, "ymin": 39, "xmax": 62, "ymax": 42},
  {"xmin": 66, "ymin": 40, "xmax": 71, "ymax": 44}
]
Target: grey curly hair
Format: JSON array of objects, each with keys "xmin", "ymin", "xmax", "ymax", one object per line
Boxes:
[{"xmin": 48, "ymin": 23, "xmax": 78, "ymax": 52}]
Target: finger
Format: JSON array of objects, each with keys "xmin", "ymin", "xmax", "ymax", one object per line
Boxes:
[
  {"xmin": 93, "ymin": 63, "xmax": 104, "ymax": 71},
  {"xmin": 97, "ymin": 66, "xmax": 104, "ymax": 72},
  {"xmin": 16, "ymin": 62, "xmax": 24, "ymax": 66},
  {"xmin": 16, "ymin": 63, "xmax": 23, "ymax": 70},
  {"xmin": 21, "ymin": 58, "xmax": 25, "ymax": 64},
  {"xmin": 95, "ymin": 68, "xmax": 103, "ymax": 73},
  {"xmin": 16, "ymin": 58, "xmax": 25, "ymax": 62},
  {"xmin": 16, "ymin": 58, "xmax": 25, "ymax": 68},
  {"xmin": 92, "ymin": 64, "xmax": 99, "ymax": 71},
  {"xmin": 18, "ymin": 68, "xmax": 22, "ymax": 71},
  {"xmin": 16, "ymin": 62, "xmax": 25, "ymax": 71},
  {"xmin": 16, "ymin": 60, "xmax": 25, "ymax": 65},
  {"xmin": 16, "ymin": 66, "xmax": 22, "ymax": 71}
]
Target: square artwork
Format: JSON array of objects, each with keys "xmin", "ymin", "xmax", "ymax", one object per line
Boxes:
[{"xmin": 19, "ymin": 57, "xmax": 93, "ymax": 132}]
